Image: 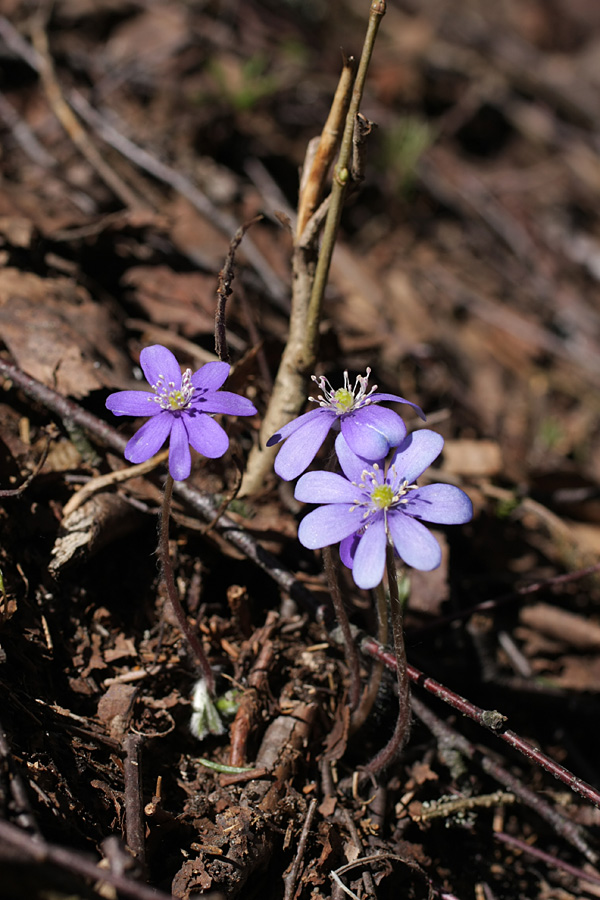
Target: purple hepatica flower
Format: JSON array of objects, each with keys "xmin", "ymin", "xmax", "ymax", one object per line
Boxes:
[
  {"xmin": 295, "ymin": 431, "xmax": 472, "ymax": 591},
  {"xmin": 267, "ymin": 368, "xmax": 425, "ymax": 481},
  {"xmin": 106, "ymin": 344, "xmax": 256, "ymax": 481}
]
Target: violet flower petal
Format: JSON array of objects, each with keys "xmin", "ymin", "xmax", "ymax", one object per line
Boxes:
[
  {"xmin": 388, "ymin": 512, "xmax": 442, "ymax": 570},
  {"xmin": 197, "ymin": 391, "xmax": 256, "ymax": 416},
  {"xmin": 404, "ymin": 483, "xmax": 473, "ymax": 524},
  {"xmin": 185, "ymin": 411, "xmax": 230, "ymax": 458},
  {"xmin": 339, "ymin": 533, "xmax": 359, "ymax": 569},
  {"xmin": 169, "ymin": 416, "xmax": 193, "ymax": 481},
  {"xmin": 105, "ymin": 390, "xmax": 160, "ymax": 417},
  {"xmin": 267, "ymin": 407, "xmax": 333, "ymax": 446},
  {"xmin": 140, "ymin": 345, "xmax": 182, "ymax": 389},
  {"xmin": 298, "ymin": 504, "xmax": 365, "ymax": 550},
  {"xmin": 124, "ymin": 413, "xmax": 173, "ymax": 464},
  {"xmin": 274, "ymin": 412, "xmax": 335, "ymax": 481},
  {"xmin": 191, "ymin": 361, "xmax": 230, "ymax": 391},
  {"xmin": 335, "ymin": 433, "xmax": 384, "ymax": 485},
  {"xmin": 352, "ymin": 516, "xmax": 387, "ymax": 590},
  {"xmin": 389, "ymin": 430, "xmax": 445, "ymax": 484},
  {"xmin": 341, "ymin": 406, "xmax": 406, "ymax": 460},
  {"xmin": 370, "ymin": 392, "xmax": 426, "ymax": 420},
  {"xmin": 295, "ymin": 471, "xmax": 361, "ymax": 505}
]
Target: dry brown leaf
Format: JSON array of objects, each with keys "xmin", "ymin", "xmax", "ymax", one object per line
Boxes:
[
  {"xmin": 105, "ymin": 3, "xmax": 189, "ymax": 71},
  {"xmin": 123, "ymin": 265, "xmax": 219, "ymax": 337},
  {"xmin": 96, "ymin": 682, "xmax": 137, "ymax": 740},
  {"xmin": 442, "ymin": 438, "xmax": 502, "ymax": 477},
  {"xmin": 0, "ymin": 268, "xmax": 119, "ymax": 398}
]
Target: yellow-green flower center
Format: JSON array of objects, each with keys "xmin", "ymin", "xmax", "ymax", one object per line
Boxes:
[
  {"xmin": 309, "ymin": 369, "xmax": 378, "ymax": 415},
  {"xmin": 371, "ymin": 484, "xmax": 395, "ymax": 508},
  {"xmin": 152, "ymin": 369, "xmax": 195, "ymax": 411},
  {"xmin": 333, "ymin": 387, "xmax": 354, "ymax": 412},
  {"xmin": 167, "ymin": 389, "xmax": 187, "ymax": 410}
]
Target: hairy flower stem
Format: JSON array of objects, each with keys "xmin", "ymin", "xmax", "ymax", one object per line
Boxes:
[
  {"xmin": 323, "ymin": 545, "xmax": 361, "ymax": 711},
  {"xmin": 365, "ymin": 543, "xmax": 411, "ymax": 773},
  {"xmin": 349, "ymin": 581, "xmax": 387, "ymax": 734},
  {"xmin": 159, "ymin": 475, "xmax": 215, "ymax": 693}
]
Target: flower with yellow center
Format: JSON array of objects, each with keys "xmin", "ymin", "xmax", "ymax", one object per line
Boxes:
[
  {"xmin": 294, "ymin": 431, "xmax": 472, "ymax": 590},
  {"xmin": 106, "ymin": 345, "xmax": 256, "ymax": 481},
  {"xmin": 267, "ymin": 369, "xmax": 425, "ymax": 481}
]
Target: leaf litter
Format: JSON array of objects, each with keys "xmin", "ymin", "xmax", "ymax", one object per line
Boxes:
[{"xmin": 1, "ymin": 1, "xmax": 600, "ymax": 899}]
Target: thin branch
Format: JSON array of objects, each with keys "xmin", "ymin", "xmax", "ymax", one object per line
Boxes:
[
  {"xmin": 362, "ymin": 634, "xmax": 600, "ymax": 810},
  {"xmin": 239, "ymin": 5, "xmax": 384, "ymax": 496},
  {"xmin": 283, "ymin": 797, "xmax": 318, "ymax": 900},
  {"xmin": 495, "ymin": 831, "xmax": 600, "ymax": 887},
  {"xmin": 0, "ymin": 818, "xmax": 175, "ymax": 900},
  {"xmin": 215, "ymin": 216, "xmax": 263, "ymax": 364},
  {"xmin": 123, "ymin": 733, "xmax": 146, "ymax": 868},
  {"xmin": 303, "ymin": 0, "xmax": 386, "ymax": 365},
  {"xmin": 296, "ymin": 55, "xmax": 356, "ymax": 238},
  {"xmin": 30, "ymin": 17, "xmax": 143, "ymax": 210},
  {"xmin": 411, "ymin": 694, "xmax": 597, "ymax": 865}
]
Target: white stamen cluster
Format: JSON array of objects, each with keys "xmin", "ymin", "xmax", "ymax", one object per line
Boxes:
[
  {"xmin": 350, "ymin": 463, "xmax": 419, "ymax": 520},
  {"xmin": 150, "ymin": 369, "xmax": 195, "ymax": 411},
  {"xmin": 308, "ymin": 368, "xmax": 379, "ymax": 414}
]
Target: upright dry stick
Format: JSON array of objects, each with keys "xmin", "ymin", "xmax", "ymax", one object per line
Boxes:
[{"xmin": 239, "ymin": 1, "xmax": 386, "ymax": 496}]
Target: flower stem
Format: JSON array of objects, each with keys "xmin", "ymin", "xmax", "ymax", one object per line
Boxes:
[
  {"xmin": 349, "ymin": 580, "xmax": 387, "ymax": 734},
  {"xmin": 365, "ymin": 542, "xmax": 410, "ymax": 773},
  {"xmin": 323, "ymin": 545, "xmax": 361, "ymax": 711},
  {"xmin": 159, "ymin": 474, "xmax": 215, "ymax": 694}
]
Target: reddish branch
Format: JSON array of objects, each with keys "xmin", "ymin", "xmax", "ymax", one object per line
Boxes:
[
  {"xmin": 362, "ymin": 635, "xmax": 600, "ymax": 810},
  {"xmin": 495, "ymin": 832, "xmax": 600, "ymax": 888},
  {"xmin": 410, "ymin": 694, "xmax": 597, "ymax": 865}
]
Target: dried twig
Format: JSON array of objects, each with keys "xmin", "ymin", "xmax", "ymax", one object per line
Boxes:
[
  {"xmin": 410, "ymin": 695, "xmax": 597, "ymax": 864},
  {"xmin": 296, "ymin": 55, "xmax": 355, "ymax": 238},
  {"xmin": 61, "ymin": 451, "xmax": 169, "ymax": 518},
  {"xmin": 30, "ymin": 17, "xmax": 143, "ymax": 210},
  {"xmin": 362, "ymin": 635, "xmax": 600, "ymax": 810},
  {"xmin": 215, "ymin": 216, "xmax": 263, "ymax": 364},
  {"xmin": 240, "ymin": 2, "xmax": 385, "ymax": 496},
  {"xmin": 123, "ymin": 733, "xmax": 146, "ymax": 868},
  {"xmin": 283, "ymin": 797, "xmax": 318, "ymax": 900},
  {"xmin": 0, "ymin": 818, "xmax": 175, "ymax": 900},
  {"xmin": 495, "ymin": 831, "xmax": 600, "ymax": 887}
]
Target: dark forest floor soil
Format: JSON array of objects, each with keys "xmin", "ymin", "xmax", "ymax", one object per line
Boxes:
[{"xmin": 1, "ymin": 1, "xmax": 600, "ymax": 898}]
